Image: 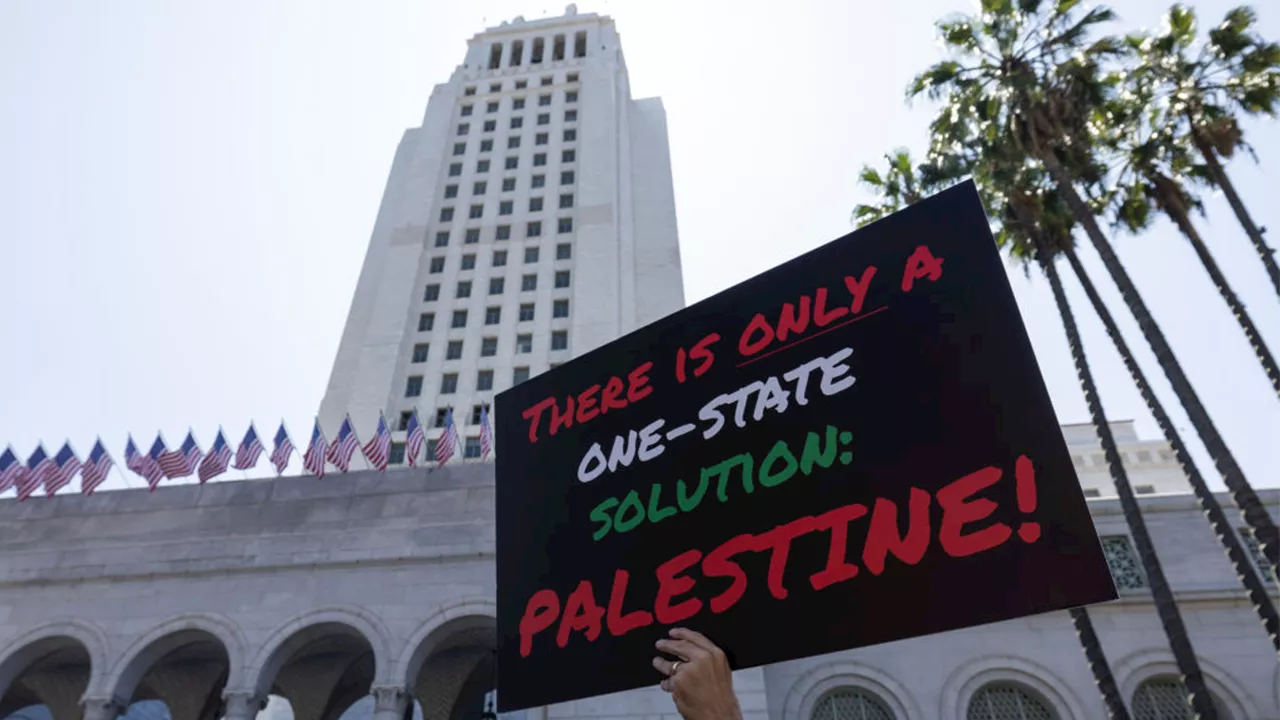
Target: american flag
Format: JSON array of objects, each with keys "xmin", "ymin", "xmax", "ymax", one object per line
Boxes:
[
  {"xmin": 19, "ymin": 445, "xmax": 51, "ymax": 501},
  {"xmin": 0, "ymin": 446, "xmax": 21, "ymax": 494},
  {"xmin": 327, "ymin": 415, "xmax": 359, "ymax": 472},
  {"xmin": 124, "ymin": 435, "xmax": 147, "ymax": 480},
  {"xmin": 198, "ymin": 430, "xmax": 232, "ymax": 483},
  {"xmin": 435, "ymin": 409, "xmax": 459, "ymax": 466},
  {"xmin": 233, "ymin": 424, "xmax": 264, "ymax": 470},
  {"xmin": 47, "ymin": 442, "xmax": 81, "ymax": 496},
  {"xmin": 303, "ymin": 420, "xmax": 328, "ymax": 478},
  {"xmin": 143, "ymin": 436, "xmax": 169, "ymax": 490},
  {"xmin": 362, "ymin": 413, "xmax": 391, "ymax": 472},
  {"xmin": 405, "ymin": 410, "xmax": 426, "ymax": 468},
  {"xmin": 479, "ymin": 405, "xmax": 494, "ymax": 460},
  {"xmin": 158, "ymin": 431, "xmax": 202, "ymax": 479},
  {"xmin": 81, "ymin": 439, "xmax": 114, "ymax": 496},
  {"xmin": 270, "ymin": 423, "xmax": 294, "ymax": 475}
]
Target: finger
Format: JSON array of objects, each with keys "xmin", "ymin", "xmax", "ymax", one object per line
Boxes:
[
  {"xmin": 670, "ymin": 627, "xmax": 720, "ymax": 654},
  {"xmin": 655, "ymin": 638, "xmax": 704, "ymax": 662},
  {"xmin": 660, "ymin": 677, "xmax": 672, "ymax": 693},
  {"xmin": 652, "ymin": 656, "xmax": 677, "ymax": 677}
]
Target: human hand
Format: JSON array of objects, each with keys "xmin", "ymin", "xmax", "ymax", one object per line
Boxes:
[{"xmin": 652, "ymin": 627, "xmax": 742, "ymax": 720}]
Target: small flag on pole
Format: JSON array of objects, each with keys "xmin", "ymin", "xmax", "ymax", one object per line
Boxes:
[
  {"xmin": 270, "ymin": 423, "xmax": 294, "ymax": 475},
  {"xmin": 0, "ymin": 446, "xmax": 21, "ymax": 494},
  {"xmin": 20, "ymin": 445, "xmax": 51, "ymax": 501},
  {"xmin": 362, "ymin": 412, "xmax": 391, "ymax": 472},
  {"xmin": 158, "ymin": 431, "xmax": 202, "ymax": 479},
  {"xmin": 327, "ymin": 415, "xmax": 359, "ymax": 472},
  {"xmin": 233, "ymin": 424, "xmax": 264, "ymax": 470},
  {"xmin": 435, "ymin": 409, "xmax": 459, "ymax": 466},
  {"xmin": 405, "ymin": 410, "xmax": 426, "ymax": 467},
  {"xmin": 198, "ymin": 429, "xmax": 232, "ymax": 483},
  {"xmin": 81, "ymin": 439, "xmax": 114, "ymax": 495},
  {"xmin": 48, "ymin": 442, "xmax": 81, "ymax": 496},
  {"xmin": 144, "ymin": 436, "xmax": 169, "ymax": 490},
  {"xmin": 479, "ymin": 406, "xmax": 494, "ymax": 460},
  {"xmin": 304, "ymin": 420, "xmax": 328, "ymax": 478}
]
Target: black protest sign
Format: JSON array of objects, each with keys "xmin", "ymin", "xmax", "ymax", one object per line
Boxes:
[{"xmin": 493, "ymin": 181, "xmax": 1117, "ymax": 711}]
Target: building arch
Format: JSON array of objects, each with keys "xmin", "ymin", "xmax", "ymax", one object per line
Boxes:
[
  {"xmin": 246, "ymin": 607, "xmax": 392, "ymax": 699},
  {"xmin": 0, "ymin": 620, "xmax": 108, "ymax": 699},
  {"xmin": 939, "ymin": 656, "xmax": 1085, "ymax": 720},
  {"xmin": 781, "ymin": 661, "xmax": 920, "ymax": 720},
  {"xmin": 1112, "ymin": 648, "xmax": 1255, "ymax": 720},
  {"xmin": 105, "ymin": 613, "xmax": 246, "ymax": 701},
  {"xmin": 395, "ymin": 599, "xmax": 496, "ymax": 689}
]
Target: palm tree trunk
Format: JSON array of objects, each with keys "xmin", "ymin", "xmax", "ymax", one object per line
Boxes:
[
  {"xmin": 1039, "ymin": 149, "xmax": 1280, "ymax": 581},
  {"xmin": 1164, "ymin": 204, "xmax": 1280, "ymax": 399},
  {"xmin": 1064, "ymin": 246, "xmax": 1280, "ymax": 657},
  {"xmin": 1188, "ymin": 121, "xmax": 1280, "ymax": 303}
]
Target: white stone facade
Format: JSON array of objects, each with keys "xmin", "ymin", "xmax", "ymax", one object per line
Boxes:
[{"xmin": 317, "ymin": 8, "xmax": 684, "ymax": 458}]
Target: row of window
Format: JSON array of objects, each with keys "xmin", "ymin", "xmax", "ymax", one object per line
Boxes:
[
  {"xmin": 414, "ymin": 300, "xmax": 570, "ymax": 339},
  {"xmin": 429, "ymin": 243, "xmax": 571, "ymax": 269},
  {"xmin": 484, "ymin": 32, "xmax": 587, "ymax": 69},
  {"xmin": 451, "ymin": 129, "xmax": 578, "ymax": 157},
  {"xmin": 408, "ymin": 329, "xmax": 567, "ymax": 366},
  {"xmin": 463, "ymin": 73, "xmax": 579, "ymax": 97},
  {"xmin": 448, "ymin": 162, "xmax": 576, "ymax": 185},
  {"xmin": 441, "ymin": 196, "xmax": 575, "ymax": 221},
  {"xmin": 1100, "ymin": 531, "xmax": 1274, "ymax": 590},
  {"xmin": 406, "ymin": 352, "xmax": 561, "ymax": 397},
  {"xmin": 457, "ymin": 109, "xmax": 577, "ymax": 136},
  {"xmin": 460, "ymin": 91, "xmax": 578, "ymax": 118},
  {"xmin": 421, "ymin": 270, "xmax": 570, "ymax": 306}
]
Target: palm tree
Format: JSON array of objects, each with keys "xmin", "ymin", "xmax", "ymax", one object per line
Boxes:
[
  {"xmin": 1107, "ymin": 97, "xmax": 1280, "ymax": 398},
  {"xmin": 851, "ymin": 155, "xmax": 1132, "ymax": 719},
  {"xmin": 1128, "ymin": 5, "xmax": 1280, "ymax": 302},
  {"xmin": 910, "ymin": 0, "xmax": 1277, "ymax": 599}
]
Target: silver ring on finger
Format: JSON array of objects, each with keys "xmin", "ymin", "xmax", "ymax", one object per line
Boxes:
[{"xmin": 670, "ymin": 661, "xmax": 682, "ymax": 676}]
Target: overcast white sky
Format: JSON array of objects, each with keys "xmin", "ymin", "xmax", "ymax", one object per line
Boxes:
[{"xmin": 0, "ymin": 0, "xmax": 1276, "ymax": 494}]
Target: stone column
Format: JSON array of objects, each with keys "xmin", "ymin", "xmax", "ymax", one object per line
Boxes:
[
  {"xmin": 371, "ymin": 686, "xmax": 410, "ymax": 720},
  {"xmin": 80, "ymin": 697, "xmax": 124, "ymax": 720},
  {"xmin": 222, "ymin": 691, "xmax": 266, "ymax": 720}
]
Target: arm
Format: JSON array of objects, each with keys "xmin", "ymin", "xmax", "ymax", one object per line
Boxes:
[{"xmin": 652, "ymin": 628, "xmax": 743, "ymax": 720}]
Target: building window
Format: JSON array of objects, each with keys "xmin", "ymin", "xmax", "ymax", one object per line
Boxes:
[
  {"xmin": 524, "ymin": 246, "xmax": 540, "ymax": 263},
  {"xmin": 556, "ymin": 242, "xmax": 571, "ymax": 259},
  {"xmin": 499, "ymin": 200, "xmax": 513, "ymax": 215},
  {"xmin": 457, "ymin": 123, "xmax": 470, "ymax": 136},
  {"xmin": 489, "ymin": 82, "xmax": 501, "ymax": 92},
  {"xmin": 389, "ymin": 442, "xmax": 405, "ymax": 465},
  {"xmin": 476, "ymin": 369, "xmax": 494, "ymax": 391},
  {"xmin": 429, "ymin": 257, "xmax": 446, "ymax": 274},
  {"xmin": 477, "ymin": 159, "xmax": 490, "ymax": 172},
  {"xmin": 483, "ymin": 120, "xmax": 496, "ymax": 132},
  {"xmin": 464, "ymin": 86, "xmax": 476, "ymax": 96},
  {"xmin": 519, "ymin": 303, "xmax": 535, "ymax": 321},
  {"xmin": 456, "ymin": 281, "xmax": 472, "ymax": 298},
  {"xmin": 441, "ymin": 373, "xmax": 458, "ymax": 394},
  {"xmin": 562, "ymin": 149, "xmax": 576, "ymax": 163},
  {"xmin": 405, "ymin": 376, "xmax": 423, "ymax": 397},
  {"xmin": 440, "ymin": 207, "xmax": 454, "ymax": 222},
  {"xmin": 513, "ymin": 97, "xmax": 526, "ymax": 110},
  {"xmin": 555, "ymin": 270, "xmax": 570, "ymax": 288},
  {"xmin": 561, "ymin": 170, "xmax": 575, "ymax": 185},
  {"xmin": 486, "ymin": 101, "xmax": 498, "ymax": 113},
  {"xmin": 510, "ymin": 117, "xmax": 524, "ymax": 130},
  {"xmin": 531, "ymin": 37, "xmax": 545, "ymax": 63},
  {"xmin": 453, "ymin": 142, "xmax": 466, "ymax": 156},
  {"xmin": 1132, "ymin": 678, "xmax": 1230, "ymax": 720},
  {"xmin": 444, "ymin": 185, "xmax": 458, "ymax": 199},
  {"xmin": 481, "ymin": 337, "xmax": 498, "ymax": 357},
  {"xmin": 464, "ymin": 436, "xmax": 482, "ymax": 459},
  {"xmin": 411, "ymin": 343, "xmax": 429, "ymax": 363},
  {"xmin": 565, "ymin": 109, "xmax": 577, "ymax": 122},
  {"xmin": 508, "ymin": 136, "xmax": 521, "ymax": 149},
  {"xmin": 418, "ymin": 312, "xmax": 435, "ymax": 331},
  {"xmin": 468, "ymin": 204, "xmax": 483, "ymax": 219},
  {"xmin": 451, "ymin": 310, "xmax": 468, "ymax": 328},
  {"xmin": 574, "ymin": 31, "xmax": 586, "ymax": 58},
  {"xmin": 553, "ymin": 299, "xmax": 569, "ymax": 318},
  {"xmin": 465, "ymin": 228, "xmax": 480, "ymax": 244},
  {"xmin": 563, "ymin": 129, "xmax": 577, "ymax": 142},
  {"xmin": 536, "ymin": 132, "xmax": 548, "ymax": 146},
  {"xmin": 461, "ymin": 253, "xmax": 476, "ymax": 270},
  {"xmin": 501, "ymin": 177, "xmax": 516, "ymax": 192},
  {"xmin": 537, "ymin": 113, "xmax": 550, "ymax": 126},
  {"xmin": 515, "ymin": 79, "xmax": 528, "ymax": 89},
  {"xmin": 1134, "ymin": 484, "xmax": 1156, "ymax": 495},
  {"xmin": 529, "ymin": 197, "xmax": 544, "ymax": 212},
  {"xmin": 434, "ymin": 408, "xmax": 449, "ymax": 427},
  {"xmin": 516, "ymin": 334, "xmax": 533, "ymax": 353},
  {"xmin": 505, "ymin": 156, "xmax": 518, "ymax": 170},
  {"xmin": 446, "ymin": 340, "xmax": 464, "ymax": 360},
  {"xmin": 542, "ymin": 73, "xmax": 555, "ymax": 85},
  {"xmin": 426, "ymin": 439, "xmax": 438, "ymax": 458},
  {"xmin": 484, "ymin": 306, "xmax": 501, "ymax": 325},
  {"xmin": 531, "ymin": 174, "xmax": 545, "ymax": 188},
  {"xmin": 1083, "ymin": 488, "xmax": 1102, "ymax": 498},
  {"xmin": 435, "ymin": 231, "xmax": 450, "ymax": 247},
  {"xmin": 489, "ymin": 277, "xmax": 505, "ymax": 295},
  {"xmin": 532, "ymin": 153, "xmax": 546, "ymax": 167},
  {"xmin": 473, "ymin": 181, "xmax": 487, "ymax": 195},
  {"xmin": 558, "ymin": 193, "xmax": 574, "ymax": 209},
  {"xmin": 398, "ymin": 412, "xmax": 413, "ymax": 431},
  {"xmin": 567, "ymin": 72, "xmax": 578, "ymax": 82},
  {"xmin": 810, "ymin": 689, "xmax": 896, "ymax": 720},
  {"xmin": 513, "ymin": 366, "xmax": 530, "ymax": 384},
  {"xmin": 492, "ymin": 249, "xmax": 507, "ymax": 267},
  {"xmin": 558, "ymin": 217, "xmax": 573, "ymax": 234},
  {"xmin": 539, "ymin": 94, "xmax": 552, "ymax": 107},
  {"xmin": 480, "ymin": 139, "xmax": 493, "ymax": 152},
  {"xmin": 527, "ymin": 221, "xmax": 542, "ymax": 237},
  {"xmin": 509, "ymin": 39, "xmax": 524, "ymax": 66},
  {"xmin": 449, "ymin": 163, "xmax": 462, "ymax": 177},
  {"xmin": 1239, "ymin": 528, "xmax": 1275, "ymax": 584},
  {"xmin": 1100, "ymin": 535, "xmax": 1147, "ymax": 590},
  {"xmin": 966, "ymin": 683, "xmax": 1055, "ymax": 720},
  {"xmin": 496, "ymin": 225, "xmax": 511, "ymax": 240},
  {"xmin": 521, "ymin": 274, "xmax": 537, "ymax": 291},
  {"xmin": 488, "ymin": 44, "xmax": 502, "ymax": 70},
  {"xmin": 423, "ymin": 285, "xmax": 440, "ymax": 302},
  {"xmin": 551, "ymin": 331, "xmax": 568, "ymax": 350}
]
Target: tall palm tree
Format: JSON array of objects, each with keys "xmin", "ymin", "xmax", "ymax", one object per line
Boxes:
[
  {"xmin": 910, "ymin": 0, "xmax": 1277, "ymax": 598},
  {"xmin": 1107, "ymin": 97, "xmax": 1280, "ymax": 399},
  {"xmin": 851, "ymin": 155, "xmax": 1132, "ymax": 719},
  {"xmin": 1129, "ymin": 5, "xmax": 1280, "ymax": 302}
]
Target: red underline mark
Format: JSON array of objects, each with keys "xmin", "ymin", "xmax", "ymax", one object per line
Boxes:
[{"xmin": 735, "ymin": 306, "xmax": 890, "ymax": 368}]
